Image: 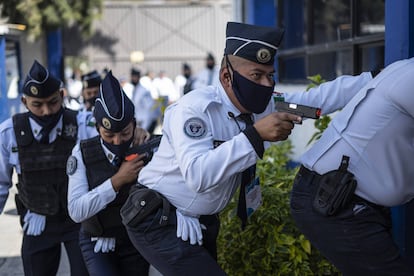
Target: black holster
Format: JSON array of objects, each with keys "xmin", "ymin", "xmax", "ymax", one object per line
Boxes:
[
  {"xmin": 312, "ymin": 155, "xmax": 357, "ymax": 216},
  {"xmin": 121, "ymin": 185, "xmax": 170, "ymax": 228}
]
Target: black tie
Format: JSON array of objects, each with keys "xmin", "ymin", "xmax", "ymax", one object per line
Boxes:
[
  {"xmin": 236, "ymin": 114, "xmax": 255, "ymax": 229},
  {"xmin": 39, "ymin": 128, "xmax": 50, "ymax": 144}
]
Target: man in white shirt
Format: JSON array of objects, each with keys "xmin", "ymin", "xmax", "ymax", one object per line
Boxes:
[{"xmin": 290, "ymin": 57, "xmax": 414, "ymax": 275}]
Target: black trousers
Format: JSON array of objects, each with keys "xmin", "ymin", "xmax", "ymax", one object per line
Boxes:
[
  {"xmin": 125, "ymin": 207, "xmax": 227, "ymax": 276},
  {"xmin": 290, "ymin": 166, "xmax": 414, "ymax": 276},
  {"xmin": 21, "ymin": 217, "xmax": 88, "ymax": 276},
  {"xmin": 79, "ymin": 228, "xmax": 149, "ymax": 276}
]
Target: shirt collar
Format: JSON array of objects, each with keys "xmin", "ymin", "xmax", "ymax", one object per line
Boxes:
[
  {"xmin": 28, "ymin": 116, "xmax": 63, "ymax": 140},
  {"xmin": 100, "ymin": 138, "xmax": 117, "ymax": 162},
  {"xmin": 217, "ymin": 83, "xmax": 242, "ymax": 119}
]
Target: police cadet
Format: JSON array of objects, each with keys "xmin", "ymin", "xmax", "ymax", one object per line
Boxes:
[
  {"xmin": 80, "ymin": 70, "xmax": 102, "ymax": 111},
  {"xmin": 290, "ymin": 58, "xmax": 414, "ymax": 275},
  {"xmin": 0, "ymin": 60, "xmax": 97, "ymax": 276},
  {"xmin": 67, "ymin": 71, "xmax": 150, "ymax": 275}
]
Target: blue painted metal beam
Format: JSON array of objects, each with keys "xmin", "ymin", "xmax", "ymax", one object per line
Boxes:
[
  {"xmin": 385, "ymin": 0, "xmax": 414, "ymax": 264},
  {"xmin": 244, "ymin": 0, "xmax": 280, "ymax": 82},
  {"xmin": 245, "ymin": 0, "xmax": 276, "ymax": 27},
  {"xmin": 46, "ymin": 29, "xmax": 63, "ymax": 81}
]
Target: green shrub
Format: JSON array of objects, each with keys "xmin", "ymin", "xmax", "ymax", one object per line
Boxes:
[
  {"xmin": 217, "ymin": 141, "xmax": 339, "ymax": 275},
  {"xmin": 306, "ymin": 75, "xmax": 331, "ymax": 146}
]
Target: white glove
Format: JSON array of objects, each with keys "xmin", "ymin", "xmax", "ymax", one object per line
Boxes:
[
  {"xmin": 176, "ymin": 210, "xmax": 204, "ymax": 246},
  {"xmin": 91, "ymin": 237, "xmax": 116, "ymax": 253},
  {"xmin": 22, "ymin": 210, "xmax": 46, "ymax": 236}
]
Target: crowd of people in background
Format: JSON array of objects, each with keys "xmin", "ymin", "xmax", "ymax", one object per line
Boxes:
[{"xmin": 63, "ymin": 52, "xmax": 219, "ymax": 135}]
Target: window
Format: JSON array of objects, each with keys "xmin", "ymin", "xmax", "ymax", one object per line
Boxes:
[{"xmin": 278, "ymin": 0, "xmax": 384, "ymax": 83}]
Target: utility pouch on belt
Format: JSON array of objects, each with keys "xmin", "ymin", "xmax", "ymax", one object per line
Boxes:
[
  {"xmin": 121, "ymin": 185, "xmax": 170, "ymax": 228},
  {"xmin": 312, "ymin": 155, "xmax": 357, "ymax": 216}
]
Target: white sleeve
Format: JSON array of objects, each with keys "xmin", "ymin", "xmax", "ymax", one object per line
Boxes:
[
  {"xmin": 0, "ymin": 120, "xmax": 14, "ymax": 214},
  {"xmin": 283, "ymin": 72, "xmax": 373, "ymax": 115},
  {"xmin": 164, "ymin": 105, "xmax": 257, "ymax": 193},
  {"xmin": 67, "ymin": 144, "xmax": 117, "ymax": 223}
]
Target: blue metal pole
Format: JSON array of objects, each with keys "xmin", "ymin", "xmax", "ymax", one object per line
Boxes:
[
  {"xmin": 386, "ymin": 0, "xmax": 414, "ymax": 264},
  {"xmin": 0, "ymin": 36, "xmax": 8, "ymax": 124},
  {"xmin": 244, "ymin": 0, "xmax": 280, "ymax": 81},
  {"xmin": 245, "ymin": 0, "xmax": 276, "ymax": 27},
  {"xmin": 46, "ymin": 29, "xmax": 63, "ymax": 81}
]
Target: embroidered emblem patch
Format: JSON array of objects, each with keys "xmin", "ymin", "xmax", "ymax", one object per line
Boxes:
[
  {"xmin": 64, "ymin": 123, "xmax": 77, "ymax": 138},
  {"xmin": 87, "ymin": 116, "xmax": 96, "ymax": 127},
  {"xmin": 66, "ymin": 156, "xmax": 78, "ymax": 176},
  {"xmin": 183, "ymin": 117, "xmax": 206, "ymax": 138}
]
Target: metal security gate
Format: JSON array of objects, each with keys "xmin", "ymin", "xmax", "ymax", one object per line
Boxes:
[{"xmin": 67, "ymin": 0, "xmax": 233, "ymax": 80}]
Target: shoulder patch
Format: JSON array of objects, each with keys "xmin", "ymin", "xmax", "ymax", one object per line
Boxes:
[
  {"xmin": 66, "ymin": 156, "xmax": 78, "ymax": 176},
  {"xmin": 87, "ymin": 116, "xmax": 96, "ymax": 127},
  {"xmin": 183, "ymin": 117, "xmax": 207, "ymax": 139}
]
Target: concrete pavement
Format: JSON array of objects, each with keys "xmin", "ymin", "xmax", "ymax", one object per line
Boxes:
[{"xmin": 0, "ymin": 184, "xmax": 70, "ymax": 276}]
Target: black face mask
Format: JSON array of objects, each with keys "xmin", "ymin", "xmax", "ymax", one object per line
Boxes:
[
  {"xmin": 29, "ymin": 107, "xmax": 64, "ymax": 129},
  {"xmin": 207, "ymin": 63, "xmax": 215, "ymax": 70},
  {"xmin": 85, "ymin": 97, "xmax": 97, "ymax": 110},
  {"xmin": 103, "ymin": 135, "xmax": 134, "ymax": 159},
  {"xmin": 227, "ymin": 58, "xmax": 274, "ymax": 114},
  {"xmin": 101, "ymin": 121, "xmax": 136, "ymax": 158}
]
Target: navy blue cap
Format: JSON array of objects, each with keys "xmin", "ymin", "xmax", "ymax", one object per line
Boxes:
[
  {"xmin": 130, "ymin": 68, "xmax": 141, "ymax": 76},
  {"xmin": 224, "ymin": 22, "xmax": 284, "ymax": 65},
  {"xmin": 183, "ymin": 63, "xmax": 191, "ymax": 70},
  {"xmin": 23, "ymin": 60, "xmax": 62, "ymax": 98},
  {"xmin": 206, "ymin": 52, "xmax": 215, "ymax": 61},
  {"xmin": 81, "ymin": 70, "xmax": 102, "ymax": 88},
  {"xmin": 94, "ymin": 71, "xmax": 135, "ymax": 132}
]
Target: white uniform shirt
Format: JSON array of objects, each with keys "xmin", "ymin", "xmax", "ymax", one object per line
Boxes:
[
  {"xmin": 300, "ymin": 58, "xmax": 414, "ymax": 207},
  {"xmin": 0, "ymin": 110, "xmax": 97, "ymax": 213},
  {"xmin": 193, "ymin": 67, "xmax": 220, "ymax": 89},
  {"xmin": 138, "ymin": 72, "xmax": 372, "ymax": 216},
  {"xmin": 67, "ymin": 141, "xmax": 119, "ymax": 223},
  {"xmin": 132, "ymin": 85, "xmax": 160, "ymax": 130}
]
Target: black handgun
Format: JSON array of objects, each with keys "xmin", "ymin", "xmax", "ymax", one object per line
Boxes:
[
  {"xmin": 274, "ymin": 101, "xmax": 321, "ymax": 120},
  {"xmin": 125, "ymin": 135, "xmax": 162, "ymax": 165}
]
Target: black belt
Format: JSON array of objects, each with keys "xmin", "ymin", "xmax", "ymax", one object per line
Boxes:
[{"xmin": 298, "ymin": 165, "xmax": 385, "ymax": 211}]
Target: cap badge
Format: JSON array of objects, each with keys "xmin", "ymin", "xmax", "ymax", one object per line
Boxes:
[
  {"xmin": 102, "ymin": 118, "xmax": 111, "ymax": 130},
  {"xmin": 257, "ymin": 48, "xmax": 271, "ymax": 64},
  {"xmin": 83, "ymin": 80, "xmax": 89, "ymax": 88},
  {"xmin": 30, "ymin": 86, "xmax": 38, "ymax": 95}
]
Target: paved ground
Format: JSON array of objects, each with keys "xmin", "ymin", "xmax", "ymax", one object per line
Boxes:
[
  {"xmin": 0, "ymin": 184, "xmax": 70, "ymax": 276},
  {"xmin": 0, "ymin": 179, "xmax": 162, "ymax": 276}
]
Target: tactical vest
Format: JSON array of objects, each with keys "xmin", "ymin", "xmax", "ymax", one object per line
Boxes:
[
  {"xmin": 80, "ymin": 136, "xmax": 134, "ymax": 237},
  {"xmin": 13, "ymin": 109, "xmax": 78, "ymax": 216}
]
